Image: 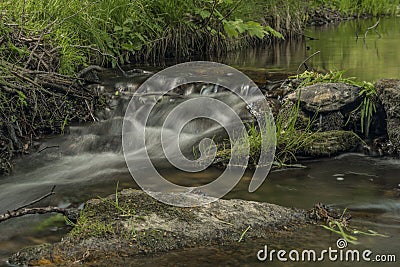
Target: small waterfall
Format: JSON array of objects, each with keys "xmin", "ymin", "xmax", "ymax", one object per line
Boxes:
[{"xmin": 0, "ymin": 74, "xmax": 256, "ymax": 212}]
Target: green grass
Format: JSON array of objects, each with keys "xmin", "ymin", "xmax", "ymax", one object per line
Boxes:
[
  {"xmin": 275, "ymin": 100, "xmax": 317, "ymax": 164},
  {"xmin": 321, "ymin": 208, "xmax": 388, "ymax": 244},
  {"xmin": 0, "ymin": 0, "xmax": 284, "ymax": 74},
  {"xmin": 215, "ymin": 100, "xmax": 315, "ymax": 165}
]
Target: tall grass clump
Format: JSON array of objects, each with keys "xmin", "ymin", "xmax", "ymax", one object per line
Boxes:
[
  {"xmin": 215, "ymin": 102, "xmax": 315, "ymax": 166},
  {"xmin": 275, "ymin": 100, "xmax": 316, "ymax": 164},
  {"xmin": 1, "ymin": 0, "xmax": 284, "ymax": 74}
]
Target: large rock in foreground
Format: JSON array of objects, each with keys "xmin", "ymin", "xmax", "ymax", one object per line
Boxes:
[
  {"xmin": 9, "ymin": 189, "xmax": 306, "ymax": 266},
  {"xmin": 376, "ymin": 79, "xmax": 400, "ymax": 155}
]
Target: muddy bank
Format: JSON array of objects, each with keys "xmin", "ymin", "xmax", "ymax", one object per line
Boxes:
[{"xmin": 9, "ymin": 189, "xmax": 307, "ymax": 266}]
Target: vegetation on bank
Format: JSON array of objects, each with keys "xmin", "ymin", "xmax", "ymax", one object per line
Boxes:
[
  {"xmin": 313, "ymin": 0, "xmax": 399, "ymax": 16},
  {"xmin": 1, "ymin": 0, "xmax": 398, "ymax": 74}
]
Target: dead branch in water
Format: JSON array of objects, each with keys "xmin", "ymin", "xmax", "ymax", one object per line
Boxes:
[
  {"xmin": 0, "ymin": 185, "xmax": 79, "ymax": 223},
  {"xmin": 16, "ymin": 185, "xmax": 56, "ymax": 210},
  {"xmin": 297, "ymin": 51, "xmax": 320, "ymax": 73},
  {"xmin": 0, "ymin": 206, "xmax": 67, "ymax": 223},
  {"xmin": 364, "ymin": 19, "xmax": 381, "ymax": 43}
]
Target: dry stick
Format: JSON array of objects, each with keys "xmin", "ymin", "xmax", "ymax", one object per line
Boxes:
[
  {"xmin": 200, "ymin": 0, "xmax": 218, "ymax": 29},
  {"xmin": 0, "ymin": 186, "xmax": 66, "ymax": 223},
  {"xmin": 37, "ymin": 145, "xmax": 60, "ymax": 153},
  {"xmin": 85, "ymin": 99, "xmax": 97, "ymax": 122},
  {"xmin": 16, "ymin": 185, "xmax": 56, "ymax": 211},
  {"xmin": 0, "ymin": 206, "xmax": 67, "ymax": 223},
  {"xmin": 364, "ymin": 19, "xmax": 381, "ymax": 43},
  {"xmin": 297, "ymin": 51, "xmax": 320, "ymax": 74}
]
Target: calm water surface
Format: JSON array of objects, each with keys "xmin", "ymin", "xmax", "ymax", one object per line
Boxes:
[{"xmin": 223, "ymin": 17, "xmax": 400, "ymax": 81}]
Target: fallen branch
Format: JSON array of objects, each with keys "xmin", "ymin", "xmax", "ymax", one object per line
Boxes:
[
  {"xmin": 297, "ymin": 51, "xmax": 320, "ymax": 73},
  {"xmin": 37, "ymin": 145, "xmax": 60, "ymax": 153},
  {"xmin": 0, "ymin": 185, "xmax": 79, "ymax": 223},
  {"xmin": 16, "ymin": 185, "xmax": 56, "ymax": 211},
  {"xmin": 0, "ymin": 206, "xmax": 67, "ymax": 223},
  {"xmin": 364, "ymin": 19, "xmax": 381, "ymax": 43}
]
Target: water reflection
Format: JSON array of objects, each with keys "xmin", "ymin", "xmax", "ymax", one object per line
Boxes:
[{"xmin": 223, "ymin": 17, "xmax": 400, "ymax": 81}]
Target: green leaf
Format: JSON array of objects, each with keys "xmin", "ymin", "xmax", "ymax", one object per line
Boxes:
[
  {"xmin": 265, "ymin": 25, "xmax": 284, "ymax": 39},
  {"xmin": 245, "ymin": 21, "xmax": 265, "ymax": 38},
  {"xmin": 199, "ymin": 10, "xmax": 211, "ymax": 19},
  {"xmin": 121, "ymin": 42, "xmax": 142, "ymax": 51},
  {"xmin": 123, "ymin": 18, "xmax": 133, "ymax": 25},
  {"xmin": 223, "ymin": 21, "xmax": 239, "ymax": 37}
]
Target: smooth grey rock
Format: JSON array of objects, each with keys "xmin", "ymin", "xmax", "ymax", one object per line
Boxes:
[{"xmin": 286, "ymin": 82, "xmax": 361, "ymax": 113}]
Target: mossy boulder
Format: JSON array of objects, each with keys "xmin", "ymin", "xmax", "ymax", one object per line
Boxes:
[
  {"xmin": 376, "ymin": 79, "xmax": 400, "ymax": 155},
  {"xmin": 9, "ymin": 189, "xmax": 306, "ymax": 266},
  {"xmin": 298, "ymin": 130, "xmax": 361, "ymax": 157}
]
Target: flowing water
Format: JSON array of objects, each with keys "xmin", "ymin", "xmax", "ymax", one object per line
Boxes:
[{"xmin": 1, "ymin": 18, "xmax": 400, "ymax": 266}]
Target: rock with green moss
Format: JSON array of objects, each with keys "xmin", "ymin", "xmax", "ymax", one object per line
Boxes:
[
  {"xmin": 376, "ymin": 79, "xmax": 400, "ymax": 155},
  {"xmin": 9, "ymin": 189, "xmax": 306, "ymax": 266},
  {"xmin": 299, "ymin": 130, "xmax": 361, "ymax": 157}
]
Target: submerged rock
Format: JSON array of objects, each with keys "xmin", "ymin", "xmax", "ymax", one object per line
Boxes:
[
  {"xmin": 376, "ymin": 79, "xmax": 400, "ymax": 155},
  {"xmin": 9, "ymin": 189, "xmax": 306, "ymax": 266}
]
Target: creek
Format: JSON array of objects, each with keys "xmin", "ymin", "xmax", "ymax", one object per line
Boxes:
[{"xmin": 0, "ymin": 18, "xmax": 399, "ymax": 266}]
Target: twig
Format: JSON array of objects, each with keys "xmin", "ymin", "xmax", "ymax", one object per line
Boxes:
[
  {"xmin": 15, "ymin": 185, "xmax": 56, "ymax": 211},
  {"xmin": 201, "ymin": 0, "xmax": 218, "ymax": 29},
  {"xmin": 297, "ymin": 51, "xmax": 320, "ymax": 73},
  {"xmin": 0, "ymin": 186, "xmax": 77, "ymax": 223},
  {"xmin": 364, "ymin": 19, "xmax": 381, "ymax": 43},
  {"xmin": 0, "ymin": 206, "xmax": 67, "ymax": 223},
  {"xmin": 85, "ymin": 99, "xmax": 97, "ymax": 122},
  {"xmin": 218, "ymin": 0, "xmax": 244, "ymax": 22},
  {"xmin": 37, "ymin": 145, "xmax": 60, "ymax": 153}
]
